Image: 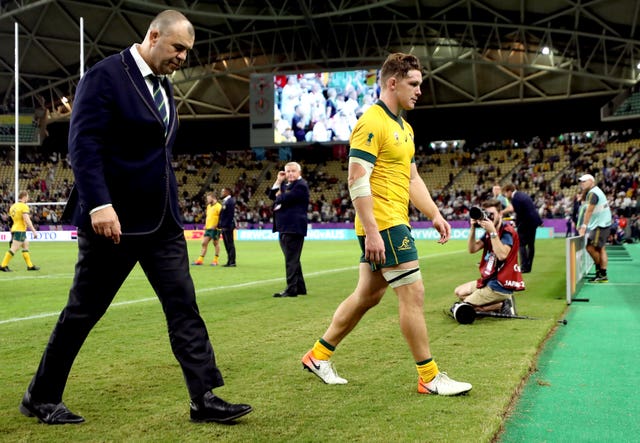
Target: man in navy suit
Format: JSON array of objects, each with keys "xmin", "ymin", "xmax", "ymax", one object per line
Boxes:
[
  {"xmin": 19, "ymin": 10, "xmax": 252, "ymax": 425},
  {"xmin": 268, "ymin": 162, "xmax": 310, "ymax": 297},
  {"xmin": 218, "ymin": 187, "xmax": 237, "ymax": 267},
  {"xmin": 502, "ymin": 183, "xmax": 543, "ymax": 273}
]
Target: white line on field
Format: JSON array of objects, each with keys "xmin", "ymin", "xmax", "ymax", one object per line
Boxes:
[{"xmin": 0, "ymin": 249, "xmax": 464, "ymax": 325}]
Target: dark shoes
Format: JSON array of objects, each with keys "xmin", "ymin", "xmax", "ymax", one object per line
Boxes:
[
  {"xmin": 500, "ymin": 297, "xmax": 517, "ymax": 316},
  {"xmin": 1, "ymin": 266, "xmax": 39, "ymax": 272},
  {"xmin": 223, "ymin": 263, "xmax": 236, "ymax": 267},
  {"xmin": 273, "ymin": 287, "xmax": 307, "ymax": 297},
  {"xmin": 20, "ymin": 390, "xmax": 251, "ymax": 425},
  {"xmin": 273, "ymin": 291, "xmax": 297, "ymax": 298},
  {"xmin": 19, "ymin": 392, "xmax": 85, "ymax": 425},
  {"xmin": 190, "ymin": 391, "xmax": 252, "ymax": 423}
]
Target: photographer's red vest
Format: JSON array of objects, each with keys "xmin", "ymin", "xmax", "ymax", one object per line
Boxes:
[{"xmin": 476, "ymin": 223, "xmax": 525, "ymax": 291}]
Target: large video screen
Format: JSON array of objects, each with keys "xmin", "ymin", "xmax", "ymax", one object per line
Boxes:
[{"xmin": 249, "ymin": 69, "xmax": 380, "ymax": 148}]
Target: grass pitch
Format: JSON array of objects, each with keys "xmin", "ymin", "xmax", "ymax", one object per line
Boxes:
[{"xmin": 0, "ymin": 238, "xmax": 567, "ymax": 442}]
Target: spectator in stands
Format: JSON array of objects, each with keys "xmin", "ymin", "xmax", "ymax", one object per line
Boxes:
[
  {"xmin": 502, "ymin": 183, "xmax": 543, "ymax": 273},
  {"xmin": 491, "ymin": 184, "xmax": 509, "ymax": 210},
  {"xmin": 268, "ymin": 162, "xmax": 310, "ymax": 297},
  {"xmin": 292, "ymin": 105, "xmax": 307, "ymax": 141},
  {"xmin": 0, "ymin": 208, "xmax": 9, "ymax": 231},
  {"xmin": 1, "ymin": 191, "xmax": 40, "ymax": 272},
  {"xmin": 578, "ymin": 173, "xmax": 613, "ymax": 283},
  {"xmin": 279, "ymin": 74, "xmax": 302, "ymax": 124},
  {"xmin": 452, "ymin": 199, "xmax": 524, "ymax": 316},
  {"xmin": 19, "ymin": 10, "xmax": 251, "ymax": 426},
  {"xmin": 570, "ymin": 191, "xmax": 585, "ymax": 236},
  {"xmin": 192, "ymin": 192, "xmax": 221, "ymax": 266},
  {"xmin": 630, "ymin": 214, "xmax": 640, "ymax": 242},
  {"xmin": 301, "ymin": 53, "xmax": 472, "ymax": 396},
  {"xmin": 219, "ymin": 186, "xmax": 237, "ymax": 267},
  {"xmin": 325, "ymin": 87, "xmax": 338, "ymax": 121},
  {"xmin": 275, "ymin": 125, "xmax": 296, "ymax": 144},
  {"xmin": 611, "ymin": 212, "xmax": 626, "ymax": 245}
]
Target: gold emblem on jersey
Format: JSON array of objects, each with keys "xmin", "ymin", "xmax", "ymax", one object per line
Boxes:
[{"xmin": 396, "ymin": 236, "xmax": 412, "ymax": 251}]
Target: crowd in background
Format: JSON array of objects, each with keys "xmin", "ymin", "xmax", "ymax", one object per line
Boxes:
[
  {"xmin": 2, "ymin": 128, "xmax": 640, "ymax": 243},
  {"xmin": 273, "ymin": 72, "xmax": 379, "ymax": 145}
]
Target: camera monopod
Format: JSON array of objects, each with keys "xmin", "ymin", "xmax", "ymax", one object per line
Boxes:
[{"xmin": 475, "ymin": 310, "xmax": 568, "ymax": 325}]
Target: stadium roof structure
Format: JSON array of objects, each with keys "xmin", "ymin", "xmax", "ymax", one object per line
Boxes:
[{"xmin": 1, "ymin": 0, "xmax": 640, "ymax": 123}]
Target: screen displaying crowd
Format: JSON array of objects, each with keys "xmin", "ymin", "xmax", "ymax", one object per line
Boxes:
[{"xmin": 273, "ymin": 70, "xmax": 380, "ymax": 145}]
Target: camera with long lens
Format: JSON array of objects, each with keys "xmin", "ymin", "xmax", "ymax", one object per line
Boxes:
[{"xmin": 469, "ymin": 206, "xmax": 489, "ymax": 227}]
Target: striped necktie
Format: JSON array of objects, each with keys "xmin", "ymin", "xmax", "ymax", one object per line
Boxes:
[{"xmin": 149, "ymin": 75, "xmax": 169, "ymax": 128}]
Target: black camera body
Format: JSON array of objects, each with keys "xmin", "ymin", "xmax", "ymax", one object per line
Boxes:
[{"xmin": 469, "ymin": 206, "xmax": 488, "ymax": 226}]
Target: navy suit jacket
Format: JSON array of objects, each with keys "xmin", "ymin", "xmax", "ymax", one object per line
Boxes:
[
  {"xmin": 64, "ymin": 48, "xmax": 181, "ymax": 234},
  {"xmin": 510, "ymin": 191, "xmax": 543, "ymax": 229},
  {"xmin": 268, "ymin": 178, "xmax": 309, "ymax": 236},
  {"xmin": 218, "ymin": 196, "xmax": 236, "ymax": 229}
]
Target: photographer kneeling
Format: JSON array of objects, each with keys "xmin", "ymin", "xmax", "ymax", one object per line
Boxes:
[{"xmin": 452, "ymin": 199, "xmax": 525, "ymax": 322}]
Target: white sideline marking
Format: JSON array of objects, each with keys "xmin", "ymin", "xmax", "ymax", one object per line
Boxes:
[
  {"xmin": 0, "ymin": 250, "xmax": 463, "ymax": 325},
  {"xmin": 0, "ymin": 273, "xmax": 75, "ymax": 282}
]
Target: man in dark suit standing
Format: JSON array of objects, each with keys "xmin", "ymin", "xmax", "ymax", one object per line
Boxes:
[
  {"xmin": 218, "ymin": 187, "xmax": 237, "ymax": 267},
  {"xmin": 19, "ymin": 10, "xmax": 251, "ymax": 425},
  {"xmin": 502, "ymin": 183, "xmax": 543, "ymax": 273},
  {"xmin": 268, "ymin": 162, "xmax": 310, "ymax": 297}
]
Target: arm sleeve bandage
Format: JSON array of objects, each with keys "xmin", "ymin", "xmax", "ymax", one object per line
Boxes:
[{"xmin": 348, "ymin": 157, "xmax": 374, "ymax": 200}]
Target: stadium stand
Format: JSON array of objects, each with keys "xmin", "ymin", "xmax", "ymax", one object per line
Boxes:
[
  {"xmin": 2, "ymin": 128, "xmax": 640, "ymax": 242},
  {"xmin": 614, "ymin": 92, "xmax": 640, "ymax": 116},
  {"xmin": 0, "ymin": 113, "xmax": 41, "ymax": 146},
  {"xmin": 601, "ymin": 86, "xmax": 640, "ymax": 122}
]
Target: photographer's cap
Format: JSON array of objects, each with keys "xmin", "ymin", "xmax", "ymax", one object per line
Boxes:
[{"xmin": 579, "ymin": 173, "xmax": 595, "ymax": 182}]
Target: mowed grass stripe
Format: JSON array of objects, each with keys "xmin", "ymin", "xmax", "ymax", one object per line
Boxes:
[
  {"xmin": 0, "ymin": 239, "xmax": 566, "ymax": 442},
  {"xmin": 0, "ymin": 243, "xmax": 465, "ymax": 325}
]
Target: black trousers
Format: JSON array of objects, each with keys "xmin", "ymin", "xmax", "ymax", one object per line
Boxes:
[
  {"xmin": 517, "ymin": 224, "xmax": 538, "ymax": 272},
  {"xmin": 221, "ymin": 228, "xmax": 236, "ymax": 265},
  {"xmin": 27, "ymin": 222, "xmax": 224, "ymax": 403},
  {"xmin": 279, "ymin": 233, "xmax": 306, "ymax": 294}
]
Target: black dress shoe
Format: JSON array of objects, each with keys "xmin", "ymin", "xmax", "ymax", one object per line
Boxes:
[
  {"xmin": 223, "ymin": 263, "xmax": 236, "ymax": 267},
  {"xmin": 19, "ymin": 391, "xmax": 85, "ymax": 425},
  {"xmin": 273, "ymin": 291, "xmax": 297, "ymax": 298},
  {"xmin": 190, "ymin": 391, "xmax": 252, "ymax": 423}
]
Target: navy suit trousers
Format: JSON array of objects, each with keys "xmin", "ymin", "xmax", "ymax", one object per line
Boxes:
[
  {"xmin": 279, "ymin": 233, "xmax": 306, "ymax": 294},
  {"xmin": 27, "ymin": 222, "xmax": 224, "ymax": 402}
]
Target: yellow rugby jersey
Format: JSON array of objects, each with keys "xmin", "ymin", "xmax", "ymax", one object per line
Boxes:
[
  {"xmin": 349, "ymin": 101, "xmax": 415, "ymax": 235},
  {"xmin": 9, "ymin": 201, "xmax": 30, "ymax": 232},
  {"xmin": 205, "ymin": 201, "xmax": 222, "ymax": 229}
]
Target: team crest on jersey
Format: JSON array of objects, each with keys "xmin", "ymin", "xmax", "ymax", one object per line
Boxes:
[
  {"xmin": 366, "ymin": 132, "xmax": 374, "ymax": 145},
  {"xmin": 394, "ymin": 132, "xmax": 400, "ymax": 142},
  {"xmin": 396, "ymin": 236, "xmax": 412, "ymax": 251}
]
